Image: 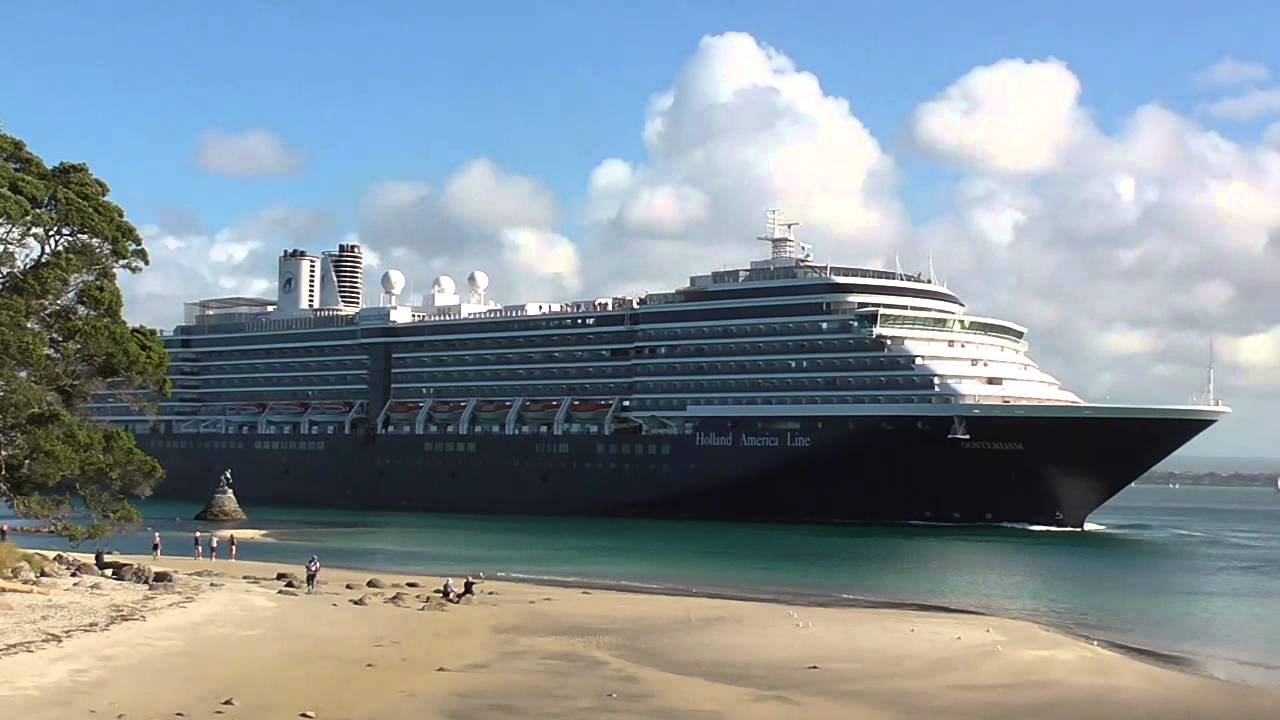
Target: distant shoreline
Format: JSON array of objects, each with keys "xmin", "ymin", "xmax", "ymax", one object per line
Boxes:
[{"xmin": 1135, "ymin": 471, "xmax": 1278, "ymax": 488}]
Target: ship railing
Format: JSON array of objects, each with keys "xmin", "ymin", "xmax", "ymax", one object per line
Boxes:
[{"xmin": 415, "ymin": 398, "xmax": 435, "ymax": 434}]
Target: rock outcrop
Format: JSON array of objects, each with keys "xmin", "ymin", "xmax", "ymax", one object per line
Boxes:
[
  {"xmin": 194, "ymin": 487, "xmax": 248, "ymax": 522},
  {"xmin": 112, "ymin": 564, "xmax": 154, "ymax": 584}
]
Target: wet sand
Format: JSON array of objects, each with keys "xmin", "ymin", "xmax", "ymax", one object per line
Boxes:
[{"xmin": 2, "ymin": 552, "xmax": 1277, "ymax": 719}]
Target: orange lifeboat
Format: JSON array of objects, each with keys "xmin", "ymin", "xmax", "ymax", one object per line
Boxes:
[
  {"xmin": 387, "ymin": 401, "xmax": 425, "ymax": 416},
  {"xmin": 569, "ymin": 399, "xmax": 614, "ymax": 420},
  {"xmin": 521, "ymin": 399, "xmax": 563, "ymax": 421},
  {"xmin": 429, "ymin": 401, "xmax": 467, "ymax": 421},
  {"xmin": 475, "ymin": 400, "xmax": 514, "ymax": 420}
]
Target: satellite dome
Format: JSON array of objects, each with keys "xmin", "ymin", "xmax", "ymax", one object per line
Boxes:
[
  {"xmin": 467, "ymin": 270, "xmax": 490, "ymax": 292},
  {"xmin": 380, "ymin": 269, "xmax": 406, "ymax": 295},
  {"xmin": 432, "ymin": 274, "xmax": 456, "ymax": 294}
]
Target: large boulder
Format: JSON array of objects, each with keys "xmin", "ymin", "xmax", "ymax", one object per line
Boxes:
[
  {"xmin": 112, "ymin": 564, "xmax": 154, "ymax": 584},
  {"xmin": 152, "ymin": 570, "xmax": 176, "ymax": 584},
  {"xmin": 72, "ymin": 562, "xmax": 103, "ymax": 578},
  {"xmin": 39, "ymin": 563, "xmax": 65, "ymax": 579},
  {"xmin": 276, "ymin": 572, "xmax": 300, "ymax": 583},
  {"xmin": 365, "ymin": 578, "xmax": 386, "ymax": 589},
  {"xmin": 194, "ymin": 488, "xmax": 248, "ymax": 522},
  {"xmin": 52, "ymin": 553, "xmax": 77, "ymax": 568},
  {"xmin": 8, "ymin": 564, "xmax": 37, "ymax": 582}
]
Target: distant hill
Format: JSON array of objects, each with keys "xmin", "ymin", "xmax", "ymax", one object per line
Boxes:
[
  {"xmin": 1136, "ymin": 470, "xmax": 1278, "ymax": 488},
  {"xmin": 1153, "ymin": 455, "xmax": 1280, "ymax": 474}
]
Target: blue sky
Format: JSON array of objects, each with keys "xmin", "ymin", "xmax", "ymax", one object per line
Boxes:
[
  {"xmin": 4, "ymin": 1, "xmax": 1278, "ymax": 232},
  {"xmin": 4, "ymin": 2, "xmax": 1280, "ymax": 458}
]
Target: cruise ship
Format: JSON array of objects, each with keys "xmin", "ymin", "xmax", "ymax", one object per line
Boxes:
[{"xmin": 92, "ymin": 211, "xmax": 1228, "ymax": 527}]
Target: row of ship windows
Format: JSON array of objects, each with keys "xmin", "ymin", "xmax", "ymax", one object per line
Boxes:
[
  {"xmin": 632, "ymin": 395, "xmax": 954, "ymax": 409},
  {"xmin": 393, "ymin": 358, "xmax": 917, "ymax": 383},
  {"xmin": 175, "ymin": 360, "xmax": 367, "ymax": 375},
  {"xmin": 391, "ymin": 376, "xmax": 937, "ymax": 394},
  {"xmin": 392, "ymin": 339, "xmax": 889, "ymax": 369},
  {"xmin": 393, "ymin": 320, "xmax": 864, "ymax": 354},
  {"xmin": 174, "ymin": 374, "xmax": 368, "ymax": 389},
  {"xmin": 148, "ymin": 439, "xmax": 329, "ymax": 451}
]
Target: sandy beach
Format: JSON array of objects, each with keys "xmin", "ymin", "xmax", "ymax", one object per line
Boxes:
[{"xmin": 2, "ymin": 550, "xmax": 1277, "ymax": 719}]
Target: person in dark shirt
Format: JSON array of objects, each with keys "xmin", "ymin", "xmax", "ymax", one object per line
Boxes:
[
  {"xmin": 305, "ymin": 555, "xmax": 321, "ymax": 593},
  {"xmin": 460, "ymin": 574, "xmax": 485, "ymax": 599}
]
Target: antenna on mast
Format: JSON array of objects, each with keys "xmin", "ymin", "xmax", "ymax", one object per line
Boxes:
[
  {"xmin": 894, "ymin": 250, "xmax": 904, "ymax": 280},
  {"xmin": 757, "ymin": 209, "xmax": 810, "ymax": 263},
  {"xmin": 927, "ymin": 252, "xmax": 937, "ymax": 284},
  {"xmin": 1203, "ymin": 339, "xmax": 1217, "ymax": 406}
]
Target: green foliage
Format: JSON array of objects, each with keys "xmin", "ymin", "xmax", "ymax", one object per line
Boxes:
[
  {"xmin": 0, "ymin": 542, "xmax": 46, "ymax": 573},
  {"xmin": 0, "ymin": 127, "xmax": 169, "ymax": 543}
]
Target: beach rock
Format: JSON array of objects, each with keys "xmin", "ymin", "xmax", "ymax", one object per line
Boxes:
[
  {"xmin": 220, "ymin": 697, "xmax": 239, "ymax": 706},
  {"xmin": 52, "ymin": 552, "xmax": 76, "ymax": 568},
  {"xmin": 435, "ymin": 666, "xmax": 452, "ymax": 672},
  {"xmin": 365, "ymin": 578, "xmax": 386, "ymax": 589},
  {"xmin": 39, "ymin": 563, "xmax": 65, "ymax": 579},
  {"xmin": 344, "ymin": 582, "xmax": 361, "ymax": 591},
  {"xmin": 152, "ymin": 570, "xmax": 176, "ymax": 584},
  {"xmin": 73, "ymin": 562, "xmax": 103, "ymax": 577},
  {"xmin": 112, "ymin": 564, "xmax": 154, "ymax": 584},
  {"xmin": 278, "ymin": 589, "xmax": 300, "ymax": 596},
  {"xmin": 194, "ymin": 487, "xmax": 248, "ymax": 522},
  {"xmin": 300, "ymin": 712, "xmax": 317, "ymax": 719},
  {"xmin": 807, "ymin": 664, "xmax": 821, "ymax": 670},
  {"xmin": 405, "ymin": 581, "xmax": 422, "ymax": 588},
  {"xmin": 9, "ymin": 564, "xmax": 36, "ymax": 582},
  {"xmin": 486, "ymin": 590, "xmax": 498, "ymax": 595},
  {"xmin": 97, "ymin": 560, "xmax": 129, "ymax": 571},
  {"xmin": 210, "ymin": 582, "xmax": 225, "ymax": 588},
  {"xmin": 283, "ymin": 579, "xmax": 302, "ymax": 589},
  {"xmin": 148, "ymin": 582, "xmax": 177, "ymax": 593},
  {"xmin": 191, "ymin": 569, "xmax": 217, "ymax": 578},
  {"xmin": 276, "ymin": 572, "xmax": 300, "ymax": 582},
  {"xmin": 385, "ymin": 592, "xmax": 411, "ymax": 607},
  {"xmin": 351, "ymin": 594, "xmax": 375, "ymax": 606}
]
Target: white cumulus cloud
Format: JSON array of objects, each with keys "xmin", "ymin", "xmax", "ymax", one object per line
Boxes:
[
  {"xmin": 1205, "ymin": 87, "xmax": 1280, "ymax": 122},
  {"xmin": 582, "ymin": 31, "xmax": 905, "ymax": 295},
  {"xmin": 196, "ymin": 129, "xmax": 304, "ymax": 178},
  {"xmin": 907, "ymin": 58, "xmax": 1086, "ymax": 174},
  {"xmin": 1194, "ymin": 57, "xmax": 1271, "ymax": 88}
]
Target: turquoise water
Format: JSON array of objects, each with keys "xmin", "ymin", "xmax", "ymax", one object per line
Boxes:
[{"xmin": 7, "ymin": 486, "xmax": 1280, "ymax": 685}]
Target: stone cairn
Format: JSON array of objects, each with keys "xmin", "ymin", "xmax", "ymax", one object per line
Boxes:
[{"xmin": 194, "ymin": 469, "xmax": 248, "ymax": 522}]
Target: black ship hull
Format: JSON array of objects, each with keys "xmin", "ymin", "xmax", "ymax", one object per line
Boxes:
[{"xmin": 137, "ymin": 410, "xmax": 1219, "ymax": 528}]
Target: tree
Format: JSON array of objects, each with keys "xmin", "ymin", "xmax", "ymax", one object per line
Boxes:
[{"xmin": 0, "ymin": 127, "xmax": 170, "ymax": 542}]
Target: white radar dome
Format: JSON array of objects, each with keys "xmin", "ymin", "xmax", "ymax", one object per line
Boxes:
[
  {"xmin": 467, "ymin": 270, "xmax": 490, "ymax": 292},
  {"xmin": 432, "ymin": 274, "xmax": 456, "ymax": 294},
  {"xmin": 380, "ymin": 269, "xmax": 406, "ymax": 295}
]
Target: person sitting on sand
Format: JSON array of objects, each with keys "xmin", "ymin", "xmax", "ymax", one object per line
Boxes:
[
  {"xmin": 442, "ymin": 577, "xmax": 459, "ymax": 603},
  {"xmin": 193, "ymin": 530, "xmax": 203, "ymax": 560},
  {"xmin": 305, "ymin": 555, "xmax": 321, "ymax": 593},
  {"xmin": 152, "ymin": 532, "xmax": 162, "ymax": 560},
  {"xmin": 229, "ymin": 534, "xmax": 237, "ymax": 561}
]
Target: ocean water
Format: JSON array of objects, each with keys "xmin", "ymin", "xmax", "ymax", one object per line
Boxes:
[{"xmin": 7, "ymin": 486, "xmax": 1280, "ymax": 686}]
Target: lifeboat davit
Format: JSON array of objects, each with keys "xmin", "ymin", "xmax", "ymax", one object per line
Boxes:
[
  {"xmin": 521, "ymin": 399, "xmax": 563, "ymax": 421},
  {"xmin": 474, "ymin": 400, "xmax": 514, "ymax": 420},
  {"xmin": 569, "ymin": 399, "xmax": 613, "ymax": 420}
]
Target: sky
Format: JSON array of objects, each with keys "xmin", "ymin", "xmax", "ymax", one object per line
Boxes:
[{"xmin": 3, "ymin": 1, "xmax": 1279, "ymax": 458}]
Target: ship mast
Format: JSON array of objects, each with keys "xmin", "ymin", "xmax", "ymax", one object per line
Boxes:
[
  {"xmin": 1202, "ymin": 339, "xmax": 1218, "ymax": 406},
  {"xmin": 757, "ymin": 209, "xmax": 809, "ymax": 262}
]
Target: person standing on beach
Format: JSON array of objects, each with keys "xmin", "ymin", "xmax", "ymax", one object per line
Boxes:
[
  {"xmin": 152, "ymin": 532, "xmax": 162, "ymax": 560},
  {"xmin": 193, "ymin": 530, "xmax": 203, "ymax": 559},
  {"xmin": 209, "ymin": 533, "xmax": 218, "ymax": 561},
  {"xmin": 1, "ymin": 522, "xmax": 8, "ymax": 544},
  {"xmin": 305, "ymin": 555, "xmax": 321, "ymax": 593},
  {"xmin": 229, "ymin": 534, "xmax": 237, "ymax": 561}
]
